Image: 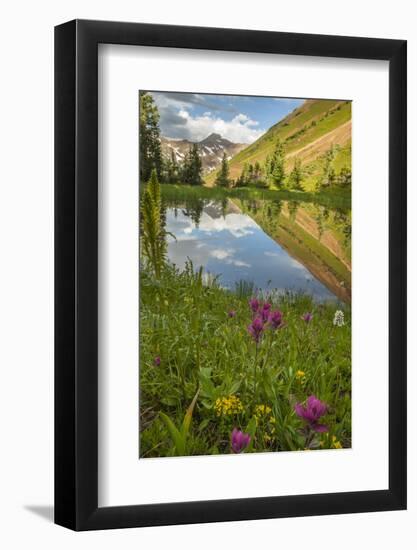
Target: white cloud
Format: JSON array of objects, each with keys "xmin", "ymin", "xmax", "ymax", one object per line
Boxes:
[
  {"xmin": 210, "ymin": 248, "xmax": 232, "ymax": 260},
  {"xmin": 166, "ymin": 209, "xmax": 259, "ymax": 241},
  {"xmin": 176, "ymin": 109, "xmax": 264, "ymax": 144},
  {"xmin": 197, "ymin": 212, "xmax": 258, "ymax": 238},
  {"xmin": 209, "ymin": 248, "xmax": 251, "ymax": 268},
  {"xmin": 232, "ymin": 259, "xmax": 251, "ymax": 268}
]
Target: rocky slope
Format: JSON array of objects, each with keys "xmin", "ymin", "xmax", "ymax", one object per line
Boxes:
[{"xmin": 161, "ymin": 133, "xmax": 246, "ymax": 174}]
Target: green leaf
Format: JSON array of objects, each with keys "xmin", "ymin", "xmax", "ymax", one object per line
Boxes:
[
  {"xmin": 229, "ymin": 380, "xmax": 242, "ymax": 395},
  {"xmin": 160, "ymin": 412, "xmax": 185, "ymax": 456},
  {"xmin": 199, "ymin": 418, "xmax": 210, "ymax": 431},
  {"xmin": 181, "ymin": 388, "xmax": 200, "ymax": 440},
  {"xmin": 160, "ymin": 396, "xmax": 178, "ymax": 406},
  {"xmin": 246, "ymin": 416, "xmax": 257, "ymax": 437},
  {"xmin": 245, "ymin": 416, "xmax": 258, "ymax": 452}
]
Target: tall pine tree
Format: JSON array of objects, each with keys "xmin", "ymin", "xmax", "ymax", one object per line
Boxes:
[
  {"xmin": 181, "ymin": 144, "xmax": 203, "ymax": 185},
  {"xmin": 165, "ymin": 149, "xmax": 179, "ymax": 184},
  {"xmin": 215, "ymin": 152, "xmax": 231, "ymax": 187},
  {"xmin": 253, "ymin": 161, "xmax": 262, "ymax": 182},
  {"xmin": 267, "ymin": 139, "xmax": 286, "ymax": 187},
  {"xmin": 289, "ymin": 158, "xmax": 304, "ymax": 190},
  {"xmin": 139, "ymin": 92, "xmax": 162, "ymax": 183},
  {"xmin": 236, "ymin": 162, "xmax": 249, "ymax": 187},
  {"xmin": 318, "ymin": 145, "xmax": 336, "ymax": 189}
]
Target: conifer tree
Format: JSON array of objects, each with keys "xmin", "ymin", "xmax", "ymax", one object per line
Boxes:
[
  {"xmin": 181, "ymin": 144, "xmax": 203, "ymax": 185},
  {"xmin": 253, "ymin": 161, "xmax": 262, "ymax": 182},
  {"xmin": 319, "ymin": 145, "xmax": 336, "ymax": 189},
  {"xmin": 247, "ymin": 163, "xmax": 254, "ymax": 184},
  {"xmin": 240, "ymin": 163, "xmax": 250, "ymax": 187},
  {"xmin": 289, "ymin": 158, "xmax": 304, "ymax": 190},
  {"xmin": 235, "ymin": 163, "xmax": 246, "ymax": 187},
  {"xmin": 264, "ymin": 155, "xmax": 272, "ymax": 179},
  {"xmin": 267, "ymin": 139, "xmax": 286, "ymax": 187},
  {"xmin": 165, "ymin": 149, "xmax": 179, "ymax": 184},
  {"xmin": 139, "ymin": 92, "xmax": 162, "ymax": 183},
  {"xmin": 215, "ymin": 152, "xmax": 231, "ymax": 187}
]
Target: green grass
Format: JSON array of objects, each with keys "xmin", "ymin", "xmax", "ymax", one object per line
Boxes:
[
  {"xmin": 140, "ymin": 262, "xmax": 351, "ymax": 458},
  {"xmin": 301, "ymin": 141, "xmax": 352, "ymax": 192},
  {"xmin": 157, "ymin": 183, "xmax": 351, "ymax": 211},
  {"xmin": 333, "ymin": 141, "xmax": 352, "ymax": 172}
]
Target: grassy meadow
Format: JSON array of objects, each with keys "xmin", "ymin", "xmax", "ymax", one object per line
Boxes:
[{"xmin": 140, "ymin": 260, "xmax": 351, "ymax": 457}]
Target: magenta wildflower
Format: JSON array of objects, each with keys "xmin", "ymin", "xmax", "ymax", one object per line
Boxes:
[
  {"xmin": 228, "ymin": 310, "xmax": 236, "ymax": 318},
  {"xmin": 249, "ymin": 297, "xmax": 260, "ymax": 314},
  {"xmin": 269, "ymin": 309, "xmax": 284, "ymax": 329},
  {"xmin": 154, "ymin": 356, "xmax": 161, "ymax": 366},
  {"xmin": 231, "ymin": 428, "xmax": 251, "ymax": 453},
  {"xmin": 248, "ymin": 316, "xmax": 264, "ymax": 343},
  {"xmin": 260, "ymin": 302, "xmax": 272, "ymax": 322},
  {"xmin": 302, "ymin": 312, "xmax": 313, "ymax": 323},
  {"xmin": 295, "ymin": 395, "xmax": 328, "ymax": 432}
]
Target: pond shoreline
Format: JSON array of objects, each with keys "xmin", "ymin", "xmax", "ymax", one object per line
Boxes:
[{"xmin": 140, "ymin": 183, "xmax": 351, "ymax": 211}]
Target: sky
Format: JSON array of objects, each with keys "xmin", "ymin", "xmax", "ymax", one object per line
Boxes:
[{"xmin": 148, "ymin": 91, "xmax": 303, "ymax": 144}]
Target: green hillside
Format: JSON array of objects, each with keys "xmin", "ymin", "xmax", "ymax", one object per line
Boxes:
[
  {"xmin": 205, "ymin": 99, "xmax": 352, "ymax": 191},
  {"xmin": 233, "ymin": 197, "xmax": 351, "ymax": 302}
]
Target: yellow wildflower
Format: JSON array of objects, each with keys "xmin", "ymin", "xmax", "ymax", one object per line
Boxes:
[
  {"xmin": 295, "ymin": 370, "xmax": 306, "ymax": 381},
  {"xmin": 254, "ymin": 404, "xmax": 272, "ymax": 418},
  {"xmin": 320, "ymin": 434, "xmax": 343, "ymax": 449},
  {"xmin": 254, "ymin": 404, "xmax": 276, "ymax": 446},
  {"xmin": 214, "ymin": 395, "xmax": 244, "ymax": 417}
]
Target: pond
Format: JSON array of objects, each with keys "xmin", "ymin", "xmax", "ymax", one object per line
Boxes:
[{"xmin": 164, "ymin": 196, "xmax": 351, "ymax": 303}]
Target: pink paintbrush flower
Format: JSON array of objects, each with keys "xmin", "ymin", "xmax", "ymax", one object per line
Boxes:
[
  {"xmin": 295, "ymin": 395, "xmax": 328, "ymax": 432},
  {"xmin": 248, "ymin": 317, "xmax": 264, "ymax": 343},
  {"xmin": 231, "ymin": 428, "xmax": 251, "ymax": 453}
]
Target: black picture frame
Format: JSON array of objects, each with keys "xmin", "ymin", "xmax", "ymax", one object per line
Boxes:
[{"xmin": 55, "ymin": 19, "xmax": 407, "ymax": 531}]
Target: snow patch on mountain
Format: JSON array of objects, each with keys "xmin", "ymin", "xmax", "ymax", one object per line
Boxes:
[{"xmin": 160, "ymin": 133, "xmax": 246, "ymax": 174}]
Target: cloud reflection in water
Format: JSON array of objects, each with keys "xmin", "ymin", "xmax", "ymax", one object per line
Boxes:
[{"xmin": 165, "ymin": 201, "xmax": 336, "ymax": 301}]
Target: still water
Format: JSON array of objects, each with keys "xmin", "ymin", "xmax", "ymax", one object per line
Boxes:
[{"xmin": 165, "ymin": 198, "xmax": 349, "ymax": 302}]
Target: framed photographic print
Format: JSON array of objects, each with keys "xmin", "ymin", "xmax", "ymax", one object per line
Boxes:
[{"xmin": 55, "ymin": 20, "xmax": 407, "ymax": 530}]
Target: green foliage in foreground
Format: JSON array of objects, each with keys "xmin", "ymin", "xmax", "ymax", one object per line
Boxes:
[
  {"xmin": 155, "ymin": 183, "xmax": 351, "ymax": 211},
  {"xmin": 140, "ymin": 169, "xmax": 170, "ymax": 278},
  {"xmin": 140, "ymin": 262, "xmax": 351, "ymax": 458}
]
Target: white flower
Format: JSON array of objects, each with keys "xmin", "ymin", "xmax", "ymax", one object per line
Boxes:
[{"xmin": 333, "ymin": 310, "xmax": 345, "ymax": 327}]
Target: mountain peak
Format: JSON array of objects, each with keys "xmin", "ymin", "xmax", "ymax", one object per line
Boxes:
[
  {"xmin": 160, "ymin": 133, "xmax": 246, "ymax": 174},
  {"xmin": 200, "ymin": 132, "xmax": 228, "ymax": 144}
]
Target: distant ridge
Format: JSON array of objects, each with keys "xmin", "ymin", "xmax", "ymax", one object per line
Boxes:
[{"xmin": 161, "ymin": 133, "xmax": 246, "ymax": 174}]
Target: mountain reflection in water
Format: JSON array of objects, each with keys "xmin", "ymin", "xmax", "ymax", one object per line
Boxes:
[{"xmin": 164, "ymin": 198, "xmax": 351, "ymax": 303}]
